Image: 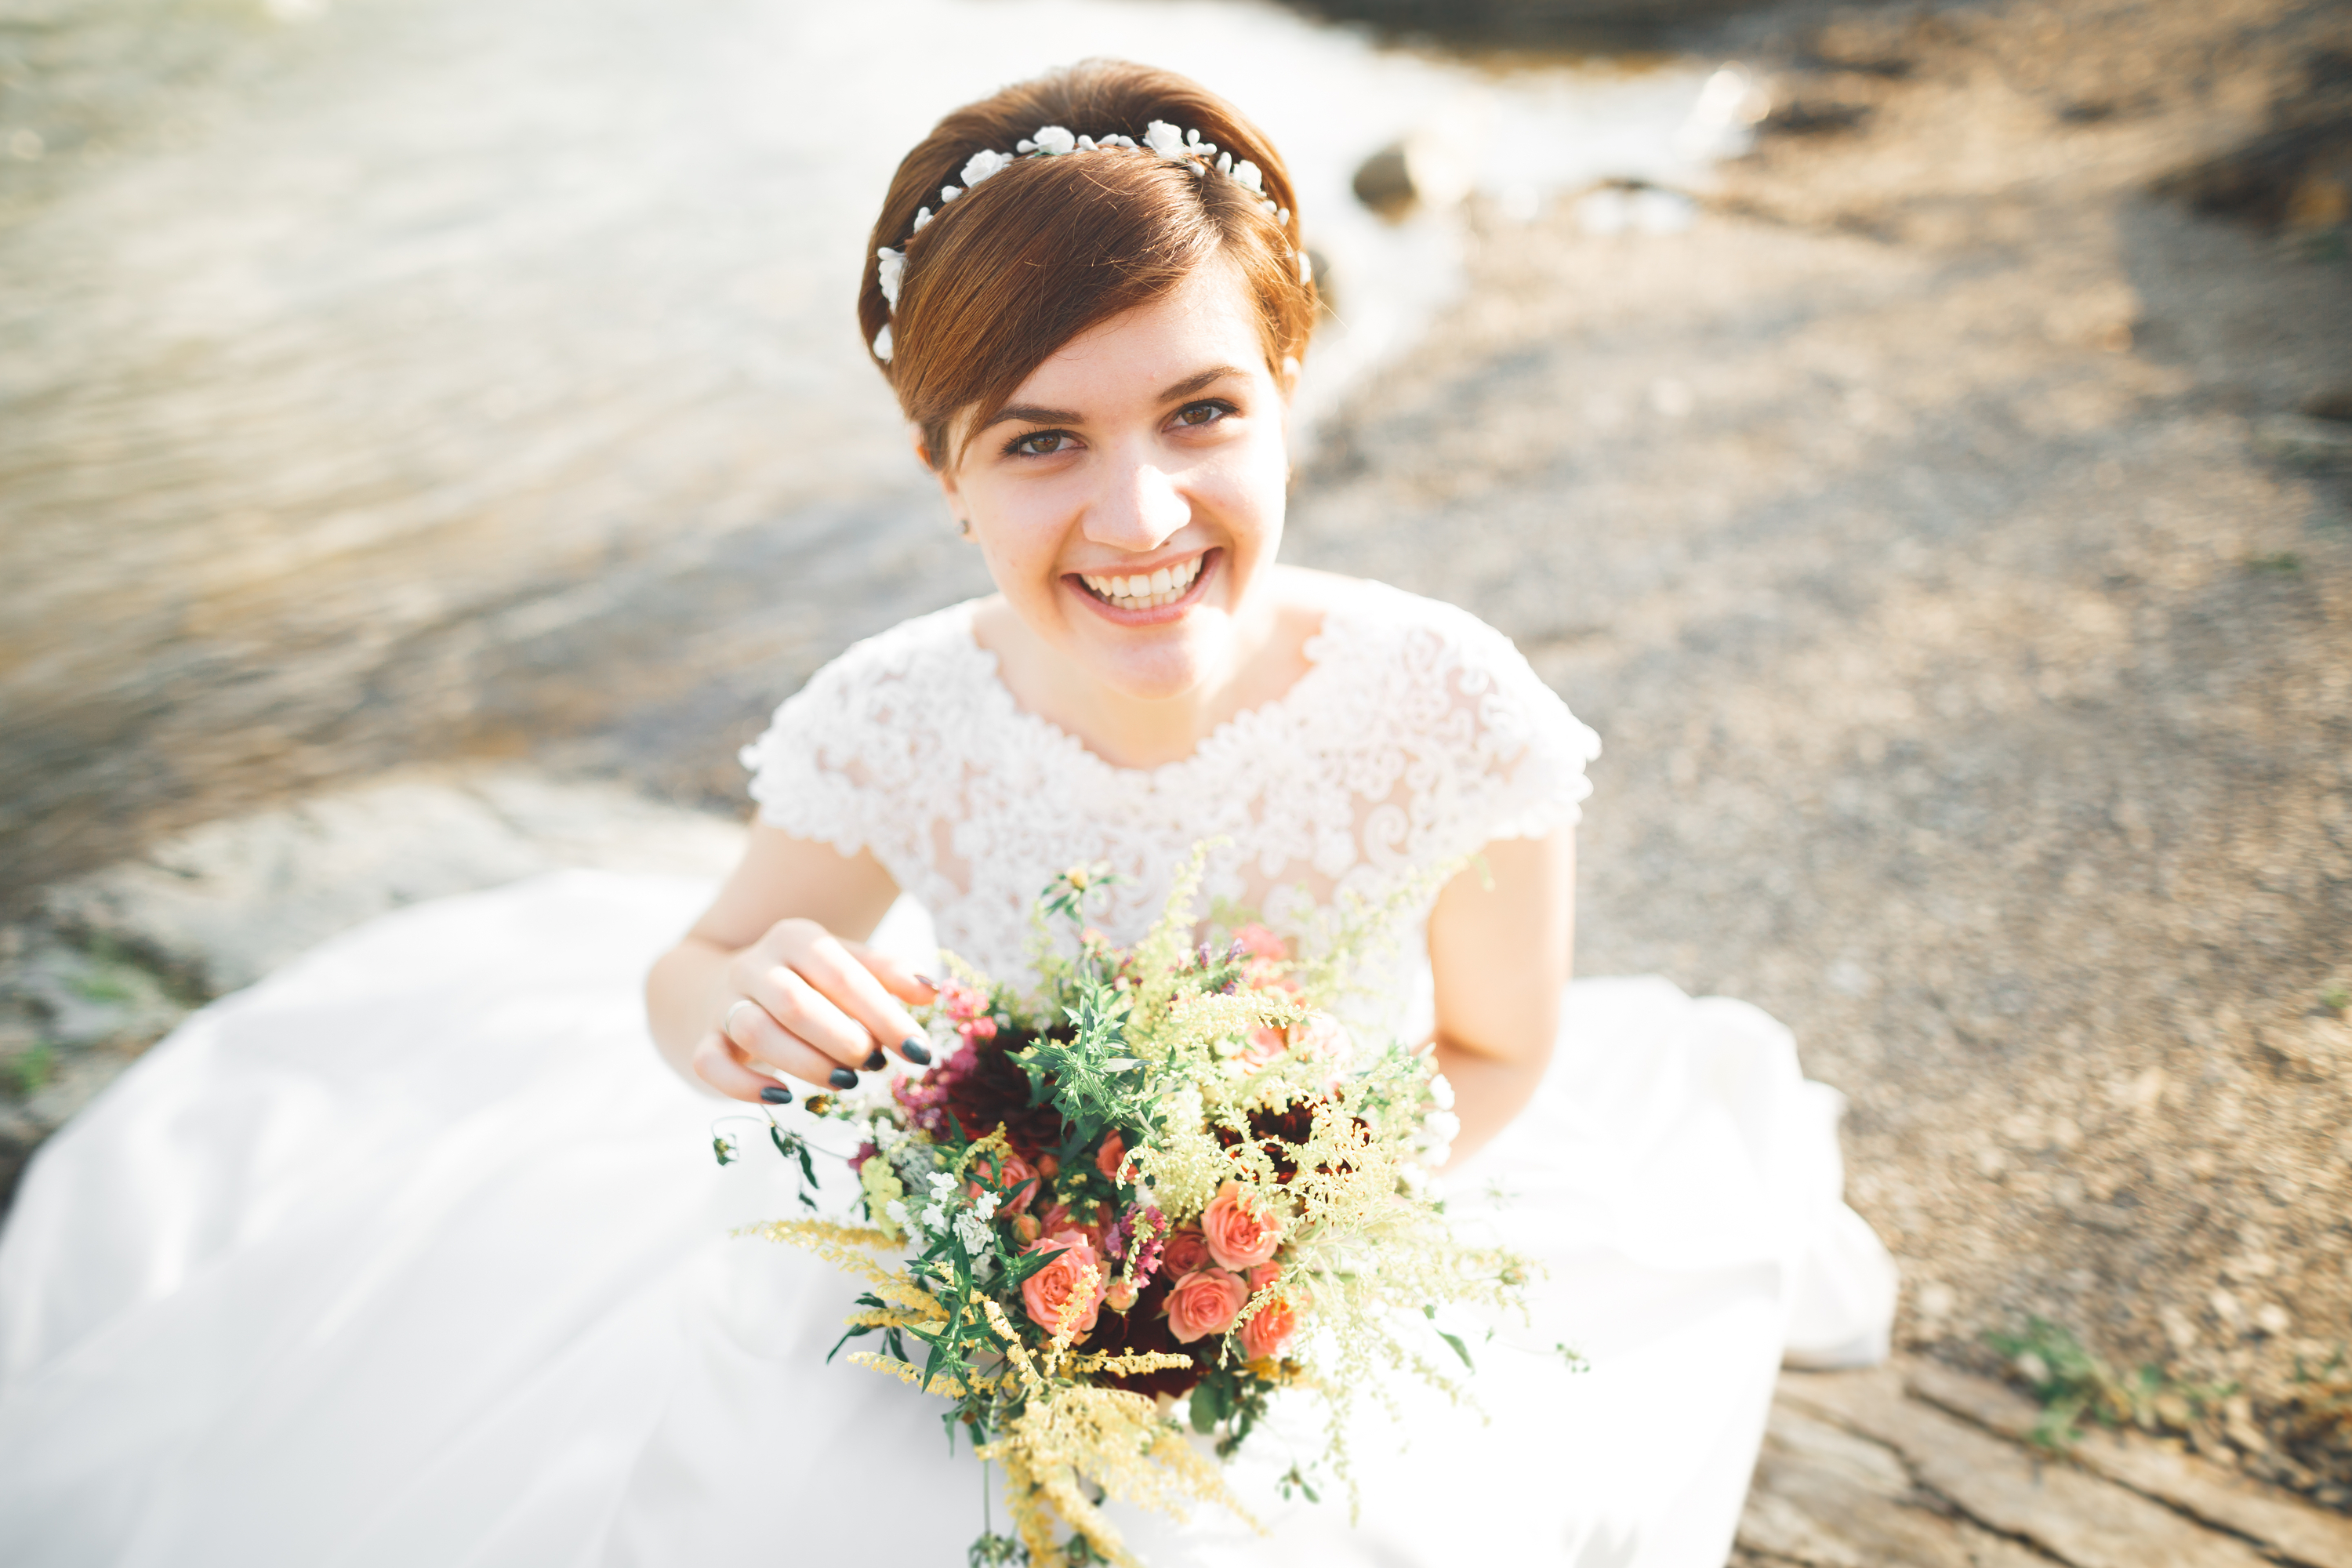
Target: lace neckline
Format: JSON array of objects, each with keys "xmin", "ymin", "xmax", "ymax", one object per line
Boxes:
[{"xmin": 946, "ymin": 595, "xmax": 1356, "ymax": 786}]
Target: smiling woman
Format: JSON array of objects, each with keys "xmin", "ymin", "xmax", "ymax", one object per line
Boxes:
[
  {"xmin": 939, "ymin": 263, "xmax": 1308, "ymax": 758},
  {"xmin": 0, "ymin": 53, "xmax": 1895, "ymax": 1568}
]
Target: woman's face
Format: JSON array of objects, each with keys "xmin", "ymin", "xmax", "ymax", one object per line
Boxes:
[{"xmin": 934, "ymin": 260, "xmax": 1291, "ymax": 704}]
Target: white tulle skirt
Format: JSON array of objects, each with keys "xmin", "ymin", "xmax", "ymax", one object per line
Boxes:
[{"xmin": 0, "ymin": 871, "xmax": 1894, "ymax": 1567}]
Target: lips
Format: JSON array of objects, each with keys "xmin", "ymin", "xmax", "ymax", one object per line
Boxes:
[
  {"xmin": 1066, "ymin": 549, "xmax": 1218, "ymax": 624},
  {"xmin": 1077, "ymin": 552, "xmax": 1205, "ymax": 611}
]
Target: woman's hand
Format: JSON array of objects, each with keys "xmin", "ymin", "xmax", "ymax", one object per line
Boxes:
[
  {"xmin": 690, "ymin": 918, "xmax": 937, "ymax": 1103},
  {"xmin": 647, "ymin": 824, "xmax": 936, "ymax": 1102}
]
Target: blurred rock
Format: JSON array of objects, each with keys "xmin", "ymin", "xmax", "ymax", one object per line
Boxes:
[{"xmin": 1350, "ymin": 131, "xmax": 1474, "ymax": 220}]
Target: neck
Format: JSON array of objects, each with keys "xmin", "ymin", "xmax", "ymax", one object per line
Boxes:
[{"xmin": 975, "ymin": 575, "xmax": 1312, "ymax": 771}]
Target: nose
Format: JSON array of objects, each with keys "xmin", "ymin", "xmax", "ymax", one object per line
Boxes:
[{"xmin": 1083, "ymin": 445, "xmax": 1189, "ymax": 553}]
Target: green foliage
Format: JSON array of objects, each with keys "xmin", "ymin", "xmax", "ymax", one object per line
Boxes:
[
  {"xmin": 1425, "ymin": 1305, "xmax": 1475, "ymax": 1370},
  {"xmin": 2246, "ymin": 552, "xmax": 2303, "ymax": 574},
  {"xmin": 1984, "ymin": 1317, "xmax": 2230, "ymax": 1450},
  {"xmin": 2321, "ymin": 985, "xmax": 2350, "ymax": 1016},
  {"xmin": 967, "ymin": 1531, "xmax": 1026, "ymax": 1566},
  {"xmin": 1187, "ymin": 1363, "xmax": 1273, "ymax": 1457},
  {"xmin": 8, "ymin": 1044, "xmax": 55, "ymax": 1098},
  {"xmin": 1014, "ymin": 981, "xmax": 1157, "ymax": 1154}
]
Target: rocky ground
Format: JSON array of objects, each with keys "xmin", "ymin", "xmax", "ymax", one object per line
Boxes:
[{"xmin": 5, "ymin": 0, "xmax": 2349, "ymax": 1549}]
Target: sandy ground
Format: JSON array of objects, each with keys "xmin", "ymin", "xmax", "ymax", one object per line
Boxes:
[
  {"xmin": 5, "ymin": 0, "xmax": 2349, "ymax": 1530},
  {"xmin": 1279, "ymin": 0, "xmax": 2352, "ymax": 1508}
]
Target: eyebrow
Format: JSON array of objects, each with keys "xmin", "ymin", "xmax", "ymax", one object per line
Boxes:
[{"xmin": 975, "ymin": 365, "xmax": 1251, "ymax": 434}]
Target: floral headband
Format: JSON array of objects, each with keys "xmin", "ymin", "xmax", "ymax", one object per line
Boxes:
[{"xmin": 869, "ymin": 120, "xmax": 1301, "ymax": 363}]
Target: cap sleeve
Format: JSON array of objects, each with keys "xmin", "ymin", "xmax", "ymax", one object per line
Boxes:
[
  {"xmin": 1418, "ymin": 599, "xmax": 1601, "ymax": 849},
  {"xmin": 737, "ymin": 605, "xmax": 980, "ymax": 861},
  {"xmin": 739, "ymin": 655, "xmax": 884, "ymax": 856}
]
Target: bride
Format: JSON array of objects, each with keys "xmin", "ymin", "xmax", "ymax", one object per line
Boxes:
[{"xmin": 0, "ymin": 60, "xmax": 1894, "ymax": 1567}]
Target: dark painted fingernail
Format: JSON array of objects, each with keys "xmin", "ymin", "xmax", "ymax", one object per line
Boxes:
[
  {"xmin": 900, "ymin": 1036, "xmax": 933, "ymax": 1065},
  {"xmin": 828, "ymin": 1066, "xmax": 858, "ymax": 1090},
  {"xmin": 759, "ymin": 1084, "xmax": 793, "ymax": 1105},
  {"xmin": 913, "ymin": 974, "xmax": 940, "ymax": 990},
  {"xmin": 863, "ymin": 1047, "xmax": 887, "ymax": 1071}
]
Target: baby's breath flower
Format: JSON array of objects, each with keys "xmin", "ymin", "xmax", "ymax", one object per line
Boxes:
[
  {"xmin": 921, "ymin": 1203, "xmax": 947, "ymax": 1232},
  {"xmin": 973, "ymin": 1191, "xmax": 1000, "ymax": 1221}
]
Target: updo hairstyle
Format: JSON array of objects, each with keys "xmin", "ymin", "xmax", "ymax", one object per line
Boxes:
[{"xmin": 861, "ymin": 60, "xmax": 1318, "ymax": 469}]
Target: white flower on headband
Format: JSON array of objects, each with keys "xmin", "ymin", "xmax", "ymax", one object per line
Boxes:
[
  {"xmin": 869, "ymin": 118, "xmax": 1306, "ymax": 365},
  {"xmin": 961, "ymin": 148, "xmax": 1014, "ymax": 187},
  {"xmin": 1143, "ymin": 121, "xmax": 1188, "ymax": 161}
]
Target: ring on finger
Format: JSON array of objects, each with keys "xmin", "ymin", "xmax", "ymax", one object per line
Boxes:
[{"xmin": 724, "ymin": 999, "xmax": 760, "ymax": 1038}]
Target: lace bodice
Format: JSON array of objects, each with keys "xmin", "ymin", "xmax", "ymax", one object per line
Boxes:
[{"xmin": 742, "ymin": 582, "xmax": 1599, "ymax": 1039}]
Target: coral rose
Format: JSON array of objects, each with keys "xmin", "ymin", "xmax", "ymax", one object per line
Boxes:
[
  {"xmin": 1103, "ymin": 1277, "xmax": 1139, "ymax": 1312},
  {"xmin": 1160, "ymin": 1227, "xmax": 1211, "ymax": 1279},
  {"xmin": 967, "ymin": 1153, "xmax": 1038, "ymax": 1214},
  {"xmin": 1019, "ymin": 1230, "xmax": 1105, "ymax": 1338},
  {"xmin": 1094, "ymin": 1131, "xmax": 1127, "ymax": 1181},
  {"xmin": 1239, "ymin": 1292, "xmax": 1300, "ymax": 1361},
  {"xmin": 1163, "ymin": 1267, "xmax": 1248, "ymax": 1344},
  {"xmin": 1201, "ymin": 1181, "xmax": 1282, "ymax": 1272}
]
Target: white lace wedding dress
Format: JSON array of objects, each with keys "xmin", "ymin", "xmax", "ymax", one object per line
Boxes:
[{"xmin": 0, "ymin": 583, "xmax": 1895, "ymax": 1567}]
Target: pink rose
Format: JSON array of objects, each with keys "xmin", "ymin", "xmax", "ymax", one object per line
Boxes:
[
  {"xmin": 1160, "ymin": 1227, "xmax": 1211, "ymax": 1279},
  {"xmin": 1011, "ymin": 1213, "xmax": 1042, "ymax": 1243},
  {"xmin": 1243, "ymin": 1025, "xmax": 1288, "ymax": 1066},
  {"xmin": 1247, "ymin": 1262, "xmax": 1282, "ymax": 1293},
  {"xmin": 967, "ymin": 1154, "xmax": 1038, "ymax": 1215},
  {"xmin": 1201, "ymin": 1181, "xmax": 1282, "ymax": 1272},
  {"xmin": 1019, "ymin": 1230, "xmax": 1105, "ymax": 1338},
  {"xmin": 1103, "ymin": 1277, "xmax": 1139, "ymax": 1312},
  {"xmin": 1239, "ymin": 1291, "xmax": 1300, "ymax": 1361},
  {"xmin": 1094, "ymin": 1131, "xmax": 1127, "ymax": 1181},
  {"xmin": 1163, "ymin": 1267, "xmax": 1248, "ymax": 1343},
  {"xmin": 1290, "ymin": 1012, "xmax": 1352, "ymax": 1062},
  {"xmin": 1231, "ymin": 924, "xmax": 1287, "ymax": 960}
]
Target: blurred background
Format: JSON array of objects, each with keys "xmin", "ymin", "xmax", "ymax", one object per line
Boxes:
[{"xmin": 3, "ymin": 0, "xmax": 2350, "ymax": 1550}]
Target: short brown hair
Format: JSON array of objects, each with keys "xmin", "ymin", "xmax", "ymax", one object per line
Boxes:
[{"xmin": 859, "ymin": 60, "xmax": 1317, "ymax": 468}]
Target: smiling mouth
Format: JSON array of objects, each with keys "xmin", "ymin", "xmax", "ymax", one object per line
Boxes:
[{"xmin": 1075, "ymin": 552, "xmax": 1207, "ymax": 612}]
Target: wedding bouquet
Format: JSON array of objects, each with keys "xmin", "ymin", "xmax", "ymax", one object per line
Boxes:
[{"xmin": 728, "ymin": 848, "xmax": 1530, "ymax": 1566}]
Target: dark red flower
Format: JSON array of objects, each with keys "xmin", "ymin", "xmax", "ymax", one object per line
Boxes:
[
  {"xmin": 1087, "ymin": 1276, "xmax": 1211, "ymax": 1399},
  {"xmin": 940, "ymin": 1024, "xmax": 1069, "ymax": 1163}
]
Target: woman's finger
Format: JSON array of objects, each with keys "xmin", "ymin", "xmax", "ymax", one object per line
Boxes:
[
  {"xmin": 742, "ymin": 966, "xmax": 876, "ymax": 1077},
  {"xmin": 724, "ymin": 996, "xmax": 862, "ymax": 1090},
  {"xmin": 691, "ymin": 1030, "xmax": 782, "ymax": 1104},
  {"xmin": 838, "ymin": 938, "xmax": 941, "ymax": 1008},
  {"xmin": 787, "ymin": 933, "xmax": 933, "ymax": 1065}
]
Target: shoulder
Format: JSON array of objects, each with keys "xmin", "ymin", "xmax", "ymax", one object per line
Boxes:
[
  {"xmin": 1287, "ymin": 571, "xmax": 1602, "ymax": 833},
  {"xmin": 790, "ymin": 599, "xmax": 987, "ymax": 708},
  {"xmin": 1287, "ymin": 571, "xmax": 1566, "ymax": 701},
  {"xmin": 739, "ymin": 600, "xmax": 994, "ymax": 836}
]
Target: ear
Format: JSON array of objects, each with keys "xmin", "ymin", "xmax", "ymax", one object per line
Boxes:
[{"xmin": 914, "ymin": 424, "xmax": 971, "ymax": 528}]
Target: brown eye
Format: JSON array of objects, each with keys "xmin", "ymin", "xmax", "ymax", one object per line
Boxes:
[
  {"xmin": 1012, "ymin": 430, "xmax": 1071, "ymax": 457},
  {"xmin": 1173, "ymin": 400, "xmax": 1232, "ymax": 429}
]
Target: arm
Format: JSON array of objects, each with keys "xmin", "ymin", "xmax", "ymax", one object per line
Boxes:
[
  {"xmin": 646, "ymin": 822, "xmax": 938, "ymax": 1103},
  {"xmin": 1424, "ymin": 826, "xmax": 1575, "ymax": 1164}
]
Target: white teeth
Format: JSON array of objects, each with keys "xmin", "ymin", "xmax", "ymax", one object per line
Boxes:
[{"xmin": 1080, "ymin": 554, "xmax": 1203, "ymax": 608}]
